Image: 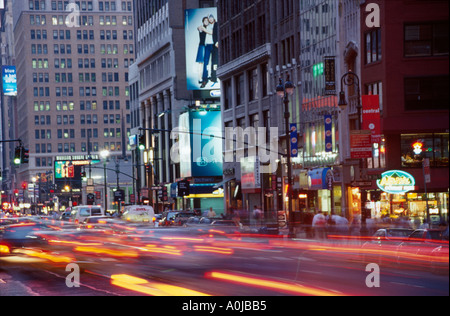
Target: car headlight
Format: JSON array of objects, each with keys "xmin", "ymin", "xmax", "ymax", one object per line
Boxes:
[{"xmin": 0, "ymin": 245, "xmax": 10, "ymax": 254}]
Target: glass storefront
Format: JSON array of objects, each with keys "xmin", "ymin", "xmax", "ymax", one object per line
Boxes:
[{"xmin": 367, "ymin": 191, "xmax": 449, "ymax": 225}]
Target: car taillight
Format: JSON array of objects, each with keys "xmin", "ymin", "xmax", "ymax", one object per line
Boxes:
[{"xmin": 0, "ymin": 245, "xmax": 10, "ymax": 254}]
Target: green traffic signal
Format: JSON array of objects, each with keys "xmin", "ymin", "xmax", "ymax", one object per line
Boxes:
[
  {"xmin": 139, "ymin": 134, "xmax": 146, "ymax": 150},
  {"xmin": 14, "ymin": 147, "xmax": 22, "ymax": 165}
]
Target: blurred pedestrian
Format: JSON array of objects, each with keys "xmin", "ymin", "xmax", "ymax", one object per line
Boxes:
[
  {"xmin": 312, "ymin": 211, "xmax": 327, "ymax": 239},
  {"xmin": 232, "ymin": 209, "xmax": 240, "ymax": 227},
  {"xmin": 419, "ymin": 219, "xmax": 430, "ymax": 229},
  {"xmin": 253, "ymin": 205, "xmax": 263, "ymax": 226},
  {"xmin": 207, "ymin": 207, "xmax": 216, "ymax": 218}
]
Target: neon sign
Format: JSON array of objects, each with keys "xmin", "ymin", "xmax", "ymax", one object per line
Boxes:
[
  {"xmin": 412, "ymin": 141, "xmax": 423, "ymax": 155},
  {"xmin": 377, "ymin": 170, "xmax": 416, "ymax": 194}
]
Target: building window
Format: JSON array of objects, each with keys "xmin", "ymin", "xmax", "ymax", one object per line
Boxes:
[
  {"xmin": 236, "ymin": 74, "xmax": 244, "ymax": 106},
  {"xmin": 248, "ymin": 68, "xmax": 258, "ymax": 102},
  {"xmin": 404, "ymin": 22, "xmax": 449, "ymax": 57},
  {"xmin": 404, "ymin": 76, "xmax": 449, "ymax": 111},
  {"xmin": 365, "ymin": 28, "xmax": 382, "ymax": 64},
  {"xmin": 223, "ymin": 79, "xmax": 232, "ymax": 110},
  {"xmin": 401, "ymin": 133, "xmax": 449, "ymax": 168}
]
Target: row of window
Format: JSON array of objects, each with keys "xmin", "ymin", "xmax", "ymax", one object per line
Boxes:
[
  {"xmin": 222, "ymin": 63, "xmax": 270, "ymax": 110},
  {"xmin": 30, "ymin": 29, "xmax": 133, "ymax": 41},
  {"xmin": 33, "ymin": 43, "xmax": 134, "ymax": 55},
  {"xmin": 35, "ymin": 128, "xmax": 124, "ymax": 140},
  {"xmin": 32, "ymin": 86, "xmax": 127, "ymax": 98},
  {"xmin": 32, "ymin": 58, "xmax": 134, "ymax": 69},
  {"xmin": 33, "ymin": 100, "xmax": 130, "ymax": 112},
  {"xmin": 34, "ymin": 141, "xmax": 125, "ymax": 164},
  {"xmin": 35, "ymin": 114, "xmax": 130, "ymax": 126},
  {"xmin": 365, "ymin": 21, "xmax": 448, "ymax": 65},
  {"xmin": 30, "ymin": 1, "xmax": 133, "ymax": 12}
]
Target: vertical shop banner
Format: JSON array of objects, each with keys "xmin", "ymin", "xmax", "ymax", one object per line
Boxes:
[
  {"xmin": 290, "ymin": 123, "xmax": 298, "ymax": 158},
  {"xmin": 324, "ymin": 56, "xmax": 336, "ymax": 95},
  {"xmin": 2, "ymin": 66, "xmax": 18, "ymax": 96},
  {"xmin": 324, "ymin": 115, "xmax": 333, "ymax": 152},
  {"xmin": 362, "ymin": 95, "xmax": 381, "ymax": 143}
]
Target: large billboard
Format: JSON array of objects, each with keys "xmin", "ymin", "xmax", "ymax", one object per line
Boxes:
[
  {"xmin": 185, "ymin": 8, "xmax": 220, "ymax": 91},
  {"xmin": 179, "ymin": 110, "xmax": 223, "ymax": 178},
  {"xmin": 2, "ymin": 66, "xmax": 17, "ymax": 96}
]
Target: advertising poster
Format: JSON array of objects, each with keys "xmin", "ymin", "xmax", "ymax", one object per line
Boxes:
[
  {"xmin": 185, "ymin": 8, "xmax": 220, "ymax": 91},
  {"xmin": 179, "ymin": 111, "xmax": 223, "ymax": 178},
  {"xmin": 2, "ymin": 66, "xmax": 17, "ymax": 96}
]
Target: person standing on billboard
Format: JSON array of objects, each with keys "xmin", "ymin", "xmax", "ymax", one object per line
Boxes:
[{"xmin": 196, "ymin": 17, "xmax": 211, "ymax": 85}]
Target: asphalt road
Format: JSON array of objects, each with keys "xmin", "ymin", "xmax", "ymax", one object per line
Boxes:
[{"xmin": 0, "ymin": 225, "xmax": 448, "ymax": 297}]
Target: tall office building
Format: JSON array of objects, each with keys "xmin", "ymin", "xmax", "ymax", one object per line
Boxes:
[
  {"xmin": 132, "ymin": 0, "xmax": 222, "ymax": 212},
  {"xmin": 218, "ymin": 0, "xmax": 302, "ymax": 216},
  {"xmin": 11, "ymin": 0, "xmax": 135, "ymax": 190}
]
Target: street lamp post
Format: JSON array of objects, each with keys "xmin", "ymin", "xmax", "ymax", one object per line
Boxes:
[
  {"xmin": 276, "ymin": 75, "xmax": 295, "ymax": 238},
  {"xmin": 338, "ymin": 70, "xmax": 369, "ymax": 237},
  {"xmin": 100, "ymin": 150, "xmax": 110, "ymax": 211}
]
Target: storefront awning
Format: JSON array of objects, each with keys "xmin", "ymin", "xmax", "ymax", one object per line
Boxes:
[{"xmin": 308, "ymin": 168, "xmax": 331, "ymax": 190}]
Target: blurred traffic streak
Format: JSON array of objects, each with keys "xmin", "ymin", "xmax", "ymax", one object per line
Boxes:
[
  {"xmin": 110, "ymin": 274, "xmax": 211, "ymax": 296},
  {"xmin": 0, "ymin": 216, "xmax": 448, "ymax": 296},
  {"xmin": 205, "ymin": 271, "xmax": 344, "ymax": 296}
]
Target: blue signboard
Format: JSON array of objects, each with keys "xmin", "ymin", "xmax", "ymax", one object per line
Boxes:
[
  {"xmin": 290, "ymin": 123, "xmax": 298, "ymax": 158},
  {"xmin": 180, "ymin": 110, "xmax": 223, "ymax": 178},
  {"xmin": 2, "ymin": 66, "xmax": 17, "ymax": 96},
  {"xmin": 324, "ymin": 115, "xmax": 333, "ymax": 153}
]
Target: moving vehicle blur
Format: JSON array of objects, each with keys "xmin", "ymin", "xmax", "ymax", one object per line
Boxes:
[
  {"xmin": 122, "ymin": 205, "xmax": 155, "ymax": 224},
  {"xmin": 71, "ymin": 205, "xmax": 104, "ymax": 224},
  {"xmin": 396, "ymin": 229, "xmax": 449, "ymax": 274},
  {"xmin": 361, "ymin": 228, "xmax": 414, "ymax": 265}
]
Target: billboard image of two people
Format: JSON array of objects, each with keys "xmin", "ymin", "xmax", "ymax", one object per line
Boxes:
[{"xmin": 185, "ymin": 8, "xmax": 220, "ymax": 91}]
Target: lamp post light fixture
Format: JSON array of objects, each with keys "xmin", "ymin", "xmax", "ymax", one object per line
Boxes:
[
  {"xmin": 338, "ymin": 70, "xmax": 368, "ymax": 237},
  {"xmin": 276, "ymin": 75, "xmax": 296, "ymax": 238}
]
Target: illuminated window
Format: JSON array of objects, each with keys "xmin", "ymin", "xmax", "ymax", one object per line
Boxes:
[{"xmin": 401, "ymin": 133, "xmax": 449, "ymax": 168}]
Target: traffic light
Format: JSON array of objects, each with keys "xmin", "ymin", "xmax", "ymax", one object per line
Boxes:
[
  {"xmin": 21, "ymin": 148, "xmax": 30, "ymax": 164},
  {"xmin": 14, "ymin": 147, "xmax": 22, "ymax": 165},
  {"xmin": 139, "ymin": 133, "xmax": 146, "ymax": 150}
]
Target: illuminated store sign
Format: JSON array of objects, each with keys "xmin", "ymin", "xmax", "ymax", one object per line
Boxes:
[
  {"xmin": 412, "ymin": 141, "xmax": 423, "ymax": 155},
  {"xmin": 376, "ymin": 170, "xmax": 416, "ymax": 194}
]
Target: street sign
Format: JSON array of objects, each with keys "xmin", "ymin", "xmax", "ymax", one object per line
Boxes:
[
  {"xmin": 178, "ymin": 180, "xmax": 190, "ymax": 197},
  {"xmin": 352, "ymin": 181, "xmax": 373, "ymax": 188},
  {"xmin": 350, "ymin": 130, "xmax": 373, "ymax": 159},
  {"xmin": 114, "ymin": 189, "xmax": 125, "ymax": 202}
]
